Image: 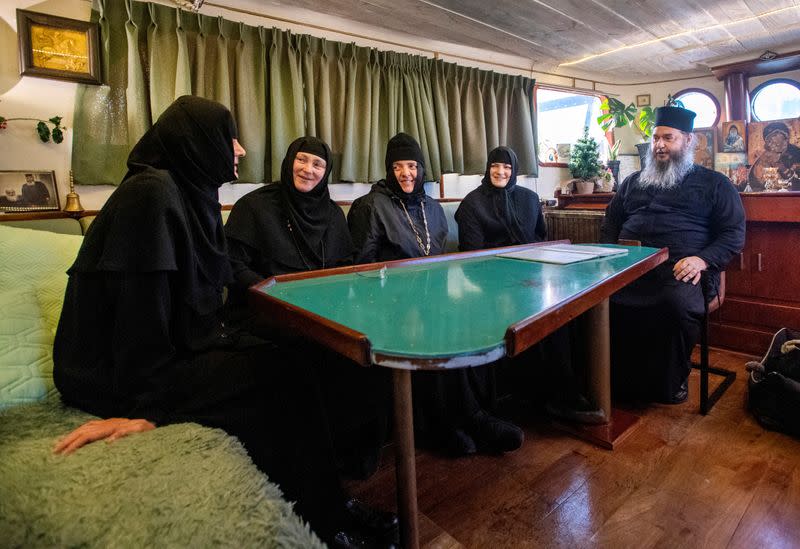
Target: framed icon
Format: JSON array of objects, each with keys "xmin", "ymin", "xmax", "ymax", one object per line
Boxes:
[
  {"xmin": 16, "ymin": 9, "xmax": 101, "ymax": 85},
  {"xmin": 636, "ymin": 94, "xmax": 651, "ymax": 107}
]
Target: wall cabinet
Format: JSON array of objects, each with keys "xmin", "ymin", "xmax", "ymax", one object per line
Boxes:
[{"xmin": 710, "ymin": 194, "xmax": 800, "ymax": 355}]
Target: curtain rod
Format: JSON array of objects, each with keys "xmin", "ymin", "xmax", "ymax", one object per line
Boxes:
[{"xmin": 200, "ymin": 1, "xmax": 709, "ymax": 90}]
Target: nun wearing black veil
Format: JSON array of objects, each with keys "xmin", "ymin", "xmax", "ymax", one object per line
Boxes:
[
  {"xmin": 52, "ymin": 97, "xmax": 395, "ymax": 548},
  {"xmin": 224, "ymin": 136, "xmax": 390, "ymax": 480},
  {"xmin": 348, "ymin": 133, "xmax": 524, "ymax": 457},
  {"xmin": 455, "ymin": 146, "xmax": 603, "ymax": 424},
  {"xmin": 455, "ymin": 146, "xmax": 545, "ymax": 251}
]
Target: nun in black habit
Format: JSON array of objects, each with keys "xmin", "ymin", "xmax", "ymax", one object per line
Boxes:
[
  {"xmin": 348, "ymin": 133, "xmax": 524, "ymax": 456},
  {"xmin": 456, "ymin": 146, "xmax": 602, "ymax": 424},
  {"xmin": 455, "ymin": 146, "xmax": 546, "ymax": 251},
  {"xmin": 52, "ymin": 97, "xmax": 395, "ymax": 547},
  {"xmin": 225, "ymin": 136, "xmax": 390, "ymax": 480}
]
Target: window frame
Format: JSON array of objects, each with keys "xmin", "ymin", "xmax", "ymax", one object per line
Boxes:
[
  {"xmin": 534, "ymin": 84, "xmax": 612, "ymax": 168},
  {"xmin": 750, "ymin": 78, "xmax": 800, "ymax": 122},
  {"xmin": 673, "ymin": 87, "xmax": 721, "ymax": 129}
]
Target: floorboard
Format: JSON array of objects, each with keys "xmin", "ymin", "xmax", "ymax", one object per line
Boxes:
[{"xmin": 345, "ymin": 348, "xmax": 800, "ymax": 548}]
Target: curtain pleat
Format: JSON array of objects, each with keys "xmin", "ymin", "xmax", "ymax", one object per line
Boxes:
[{"xmin": 72, "ymin": 0, "xmax": 537, "ymax": 185}]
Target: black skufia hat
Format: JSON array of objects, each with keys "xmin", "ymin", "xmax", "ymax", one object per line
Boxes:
[{"xmin": 654, "ymin": 106, "xmax": 696, "ymax": 133}]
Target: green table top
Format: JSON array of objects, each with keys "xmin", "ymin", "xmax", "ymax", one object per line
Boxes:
[{"xmin": 256, "ymin": 245, "xmax": 663, "ymax": 366}]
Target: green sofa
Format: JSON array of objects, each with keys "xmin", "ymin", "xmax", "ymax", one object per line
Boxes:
[
  {"xmin": 0, "ymin": 199, "xmax": 462, "ymax": 547},
  {"xmin": 0, "ymin": 219, "xmax": 325, "ymax": 548}
]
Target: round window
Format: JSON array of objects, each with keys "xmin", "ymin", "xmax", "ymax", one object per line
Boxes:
[
  {"xmin": 751, "ymin": 79, "xmax": 800, "ymax": 122},
  {"xmin": 674, "ymin": 89, "xmax": 720, "ymax": 129}
]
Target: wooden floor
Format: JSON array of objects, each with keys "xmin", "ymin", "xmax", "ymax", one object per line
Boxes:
[{"xmin": 345, "ymin": 348, "xmax": 800, "ymax": 548}]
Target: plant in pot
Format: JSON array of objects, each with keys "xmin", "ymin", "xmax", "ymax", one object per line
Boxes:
[
  {"xmin": 606, "ymin": 139, "xmax": 621, "ymax": 190},
  {"xmin": 597, "ymin": 94, "xmax": 683, "ymax": 169},
  {"xmin": 567, "ymin": 126, "xmax": 603, "ymax": 194}
]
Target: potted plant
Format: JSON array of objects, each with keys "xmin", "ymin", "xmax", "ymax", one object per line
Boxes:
[
  {"xmin": 567, "ymin": 126, "xmax": 603, "ymax": 194},
  {"xmin": 596, "ymin": 95, "xmax": 683, "ymax": 168}
]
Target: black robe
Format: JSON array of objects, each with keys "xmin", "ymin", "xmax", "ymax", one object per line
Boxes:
[
  {"xmin": 456, "ymin": 183, "xmax": 546, "ymax": 251},
  {"xmin": 348, "ymin": 179, "xmax": 501, "ymax": 447},
  {"xmin": 225, "ymin": 138, "xmax": 386, "ymax": 478},
  {"xmin": 601, "ymin": 164, "xmax": 745, "ymax": 401},
  {"xmin": 52, "ymin": 97, "xmax": 345, "ymax": 541},
  {"xmin": 348, "ymin": 180, "xmax": 448, "ymax": 263}
]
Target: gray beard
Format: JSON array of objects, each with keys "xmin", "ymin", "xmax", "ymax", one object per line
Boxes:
[{"xmin": 638, "ymin": 143, "xmax": 695, "ymax": 190}]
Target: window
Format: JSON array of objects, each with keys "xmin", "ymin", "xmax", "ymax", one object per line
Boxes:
[
  {"xmin": 536, "ymin": 87, "xmax": 607, "ymax": 165},
  {"xmin": 751, "ymin": 79, "xmax": 800, "ymax": 121},
  {"xmin": 673, "ymin": 88, "xmax": 720, "ymax": 129}
]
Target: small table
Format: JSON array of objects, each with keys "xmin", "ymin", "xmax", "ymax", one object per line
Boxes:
[{"xmin": 250, "ymin": 243, "xmax": 667, "ymax": 549}]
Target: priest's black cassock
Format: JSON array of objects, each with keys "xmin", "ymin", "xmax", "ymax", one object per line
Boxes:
[
  {"xmin": 53, "ymin": 98, "xmax": 348, "ymax": 542},
  {"xmin": 601, "ymin": 164, "xmax": 745, "ymax": 402}
]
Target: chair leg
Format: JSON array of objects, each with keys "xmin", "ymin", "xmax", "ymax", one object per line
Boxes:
[{"xmin": 691, "ymin": 296, "xmax": 736, "ymax": 415}]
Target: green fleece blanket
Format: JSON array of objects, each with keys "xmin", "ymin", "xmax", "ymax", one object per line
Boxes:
[{"xmin": 0, "ymin": 398, "xmax": 326, "ymax": 548}]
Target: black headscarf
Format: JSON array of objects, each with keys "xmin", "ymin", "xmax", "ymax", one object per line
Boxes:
[
  {"xmin": 279, "ymin": 137, "xmax": 334, "ymax": 266},
  {"xmin": 71, "ymin": 95, "xmax": 237, "ymax": 314},
  {"xmin": 384, "ymin": 132, "xmax": 426, "ymax": 198},
  {"xmin": 481, "ymin": 146, "xmax": 531, "ymax": 243}
]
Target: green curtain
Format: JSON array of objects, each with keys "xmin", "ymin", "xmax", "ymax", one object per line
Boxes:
[{"xmin": 72, "ymin": 0, "xmax": 537, "ymax": 186}]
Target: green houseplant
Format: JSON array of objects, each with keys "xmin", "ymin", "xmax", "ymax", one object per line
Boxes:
[
  {"xmin": 596, "ymin": 94, "xmax": 683, "ymax": 168},
  {"xmin": 567, "ymin": 126, "xmax": 603, "ymax": 194}
]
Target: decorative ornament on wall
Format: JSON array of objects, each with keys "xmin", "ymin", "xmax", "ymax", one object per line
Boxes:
[
  {"xmin": 16, "ymin": 10, "xmax": 101, "ymax": 85},
  {"xmin": 0, "ymin": 114, "xmax": 66, "ymax": 144}
]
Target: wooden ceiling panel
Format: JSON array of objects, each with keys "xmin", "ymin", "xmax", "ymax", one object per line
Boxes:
[{"xmin": 212, "ymin": 0, "xmax": 800, "ymax": 79}]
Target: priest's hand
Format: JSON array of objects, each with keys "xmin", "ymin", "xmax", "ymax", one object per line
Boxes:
[
  {"xmin": 673, "ymin": 256, "xmax": 707, "ymax": 285},
  {"xmin": 53, "ymin": 418, "xmax": 156, "ymax": 455}
]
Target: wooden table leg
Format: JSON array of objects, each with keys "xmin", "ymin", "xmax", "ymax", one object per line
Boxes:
[
  {"xmin": 393, "ymin": 369, "xmax": 419, "ymax": 549},
  {"xmin": 586, "ymin": 298, "xmax": 612, "ymax": 420},
  {"xmin": 552, "ymin": 298, "xmax": 640, "ymax": 449}
]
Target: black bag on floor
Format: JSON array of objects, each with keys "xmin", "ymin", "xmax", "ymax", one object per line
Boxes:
[{"xmin": 746, "ymin": 328, "xmax": 800, "ymax": 437}]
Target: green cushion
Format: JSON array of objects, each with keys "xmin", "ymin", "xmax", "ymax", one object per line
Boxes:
[
  {"xmin": 0, "ymin": 399, "xmax": 325, "ymax": 548},
  {"xmin": 0, "ymin": 289, "xmax": 56, "ymax": 410},
  {"xmin": 0, "ymin": 218, "xmax": 83, "ymax": 235},
  {"xmin": 78, "ymin": 215, "xmax": 96, "ymax": 234},
  {"xmin": 0, "ymin": 224, "xmax": 83, "ymax": 334}
]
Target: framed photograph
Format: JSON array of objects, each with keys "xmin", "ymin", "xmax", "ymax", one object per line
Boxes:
[
  {"xmin": 692, "ymin": 129, "xmax": 715, "ymax": 170},
  {"xmin": 636, "ymin": 94, "xmax": 651, "ymax": 107},
  {"xmin": 747, "ymin": 118, "xmax": 800, "ymax": 191},
  {"xmin": 0, "ymin": 171, "xmax": 60, "ymax": 212},
  {"xmin": 16, "ymin": 9, "xmax": 101, "ymax": 85},
  {"xmin": 720, "ymin": 120, "xmax": 746, "ymax": 153}
]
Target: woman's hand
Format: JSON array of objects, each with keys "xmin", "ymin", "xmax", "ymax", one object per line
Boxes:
[{"xmin": 53, "ymin": 418, "xmax": 156, "ymax": 455}]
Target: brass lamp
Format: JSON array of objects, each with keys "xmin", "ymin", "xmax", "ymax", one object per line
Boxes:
[{"xmin": 63, "ymin": 170, "xmax": 84, "ymax": 213}]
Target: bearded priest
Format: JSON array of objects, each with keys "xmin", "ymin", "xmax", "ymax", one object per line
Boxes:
[{"xmin": 600, "ymin": 106, "xmax": 745, "ymax": 405}]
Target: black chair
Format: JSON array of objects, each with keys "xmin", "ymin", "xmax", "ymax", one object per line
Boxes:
[
  {"xmin": 692, "ymin": 271, "xmax": 736, "ymax": 415},
  {"xmin": 617, "ymin": 239, "xmax": 735, "ymax": 413}
]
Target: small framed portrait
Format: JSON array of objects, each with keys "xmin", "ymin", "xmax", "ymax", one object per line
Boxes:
[
  {"xmin": 720, "ymin": 120, "xmax": 746, "ymax": 153},
  {"xmin": 16, "ymin": 9, "xmax": 101, "ymax": 85},
  {"xmin": 692, "ymin": 129, "xmax": 715, "ymax": 170},
  {"xmin": 636, "ymin": 94, "xmax": 651, "ymax": 107},
  {"xmin": 0, "ymin": 171, "xmax": 60, "ymax": 212}
]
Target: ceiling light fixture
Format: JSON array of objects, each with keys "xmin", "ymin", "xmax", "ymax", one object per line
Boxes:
[
  {"xmin": 560, "ymin": 4, "xmax": 800, "ymax": 67},
  {"xmin": 759, "ymin": 50, "xmax": 778, "ymax": 60},
  {"xmin": 174, "ymin": 0, "xmax": 205, "ymax": 12}
]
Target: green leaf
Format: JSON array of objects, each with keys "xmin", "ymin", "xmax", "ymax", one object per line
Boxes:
[
  {"xmin": 52, "ymin": 127, "xmax": 64, "ymax": 144},
  {"xmin": 49, "ymin": 116, "xmax": 62, "ymax": 126},
  {"xmin": 36, "ymin": 121, "xmax": 50, "ymax": 143}
]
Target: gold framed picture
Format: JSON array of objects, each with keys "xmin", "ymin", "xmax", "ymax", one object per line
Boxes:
[
  {"xmin": 0, "ymin": 171, "xmax": 60, "ymax": 212},
  {"xmin": 636, "ymin": 94, "xmax": 651, "ymax": 107},
  {"xmin": 16, "ymin": 9, "xmax": 101, "ymax": 85}
]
